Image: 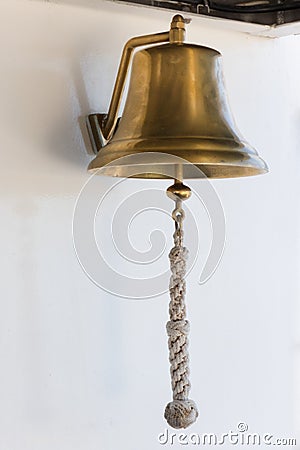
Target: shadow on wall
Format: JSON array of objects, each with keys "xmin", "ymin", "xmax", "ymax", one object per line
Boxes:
[
  {"xmin": 45, "ymin": 61, "xmax": 94, "ymax": 167},
  {"xmin": 0, "ymin": 64, "xmax": 92, "ymax": 168}
]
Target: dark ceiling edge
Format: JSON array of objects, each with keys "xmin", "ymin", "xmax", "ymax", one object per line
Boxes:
[
  {"xmin": 37, "ymin": 0, "xmax": 300, "ymax": 36},
  {"xmin": 116, "ymin": 0, "xmax": 300, "ymax": 26}
]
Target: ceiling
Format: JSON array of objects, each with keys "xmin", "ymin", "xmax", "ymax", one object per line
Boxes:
[{"xmin": 118, "ymin": 0, "xmax": 300, "ymax": 25}]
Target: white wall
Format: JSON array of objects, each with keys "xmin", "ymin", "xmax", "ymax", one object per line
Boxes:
[{"xmin": 0, "ymin": 1, "xmax": 299, "ymax": 449}]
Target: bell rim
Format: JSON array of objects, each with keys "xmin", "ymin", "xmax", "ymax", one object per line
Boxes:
[
  {"xmin": 88, "ymin": 165, "xmax": 268, "ymax": 179},
  {"xmin": 88, "ymin": 141, "xmax": 269, "ymax": 179}
]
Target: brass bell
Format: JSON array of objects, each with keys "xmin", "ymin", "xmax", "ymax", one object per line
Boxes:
[
  {"xmin": 87, "ymin": 15, "xmax": 268, "ymax": 179},
  {"xmin": 85, "ymin": 16, "xmax": 269, "ymax": 429}
]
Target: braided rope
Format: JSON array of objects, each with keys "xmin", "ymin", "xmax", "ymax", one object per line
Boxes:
[{"xmin": 164, "ymin": 199, "xmax": 198, "ymax": 429}]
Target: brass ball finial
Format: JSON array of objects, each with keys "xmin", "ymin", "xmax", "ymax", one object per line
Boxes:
[
  {"xmin": 167, "ymin": 182, "xmax": 192, "ymax": 201},
  {"xmin": 171, "ymin": 15, "xmax": 192, "ymax": 26},
  {"xmin": 169, "ymin": 15, "xmax": 191, "ymax": 44},
  {"xmin": 172, "ymin": 14, "xmax": 185, "ymax": 23}
]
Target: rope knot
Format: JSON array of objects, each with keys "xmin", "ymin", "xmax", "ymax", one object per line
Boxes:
[
  {"xmin": 164, "ymin": 399, "xmax": 199, "ymax": 429},
  {"xmin": 169, "ymin": 245, "xmax": 188, "ymax": 263},
  {"xmin": 166, "ymin": 319, "xmax": 190, "ymax": 338}
]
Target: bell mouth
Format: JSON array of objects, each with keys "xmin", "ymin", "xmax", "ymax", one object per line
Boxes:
[
  {"xmin": 89, "ymin": 165, "xmax": 268, "ymax": 180},
  {"xmin": 87, "ymin": 140, "xmax": 269, "ymax": 180},
  {"xmin": 88, "ymin": 148, "xmax": 268, "ymax": 180},
  {"xmin": 88, "ymin": 163, "xmax": 268, "ymax": 179}
]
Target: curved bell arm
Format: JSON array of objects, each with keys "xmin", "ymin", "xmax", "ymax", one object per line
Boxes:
[{"xmin": 87, "ymin": 15, "xmax": 189, "ymax": 154}]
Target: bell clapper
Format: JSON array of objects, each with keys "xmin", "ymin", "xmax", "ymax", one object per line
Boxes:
[{"xmin": 164, "ymin": 180, "xmax": 198, "ymax": 429}]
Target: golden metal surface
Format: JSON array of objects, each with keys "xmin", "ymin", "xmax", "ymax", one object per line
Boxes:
[
  {"xmin": 88, "ymin": 15, "xmax": 268, "ymax": 179},
  {"xmin": 167, "ymin": 182, "xmax": 192, "ymax": 201},
  {"xmin": 103, "ymin": 31, "xmax": 170, "ymax": 141}
]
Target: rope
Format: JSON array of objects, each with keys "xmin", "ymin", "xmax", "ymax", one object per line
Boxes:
[{"xmin": 164, "ymin": 198, "xmax": 198, "ymax": 429}]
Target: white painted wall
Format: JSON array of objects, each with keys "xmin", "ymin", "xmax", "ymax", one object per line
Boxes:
[{"xmin": 0, "ymin": 1, "xmax": 299, "ymax": 449}]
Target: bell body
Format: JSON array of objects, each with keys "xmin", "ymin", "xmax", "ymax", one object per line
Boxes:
[{"xmin": 88, "ymin": 43, "xmax": 268, "ymax": 179}]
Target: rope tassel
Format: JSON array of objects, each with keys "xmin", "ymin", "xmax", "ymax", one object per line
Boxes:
[{"xmin": 164, "ymin": 184, "xmax": 198, "ymax": 429}]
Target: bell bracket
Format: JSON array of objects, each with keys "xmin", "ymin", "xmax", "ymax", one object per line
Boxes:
[
  {"xmin": 86, "ymin": 15, "xmax": 189, "ymax": 154},
  {"xmin": 86, "ymin": 114, "xmax": 107, "ymax": 154}
]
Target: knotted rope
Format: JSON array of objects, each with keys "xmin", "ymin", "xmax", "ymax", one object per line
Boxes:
[{"xmin": 164, "ymin": 196, "xmax": 198, "ymax": 429}]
